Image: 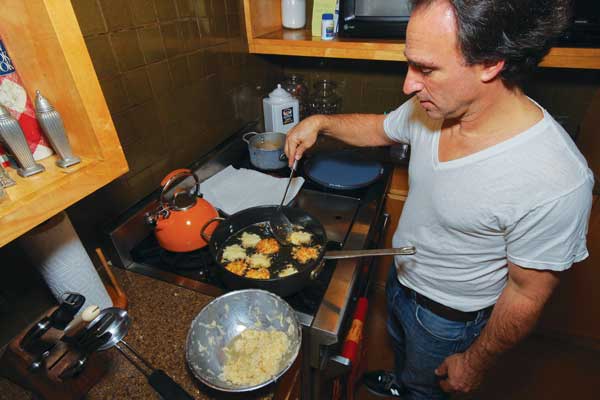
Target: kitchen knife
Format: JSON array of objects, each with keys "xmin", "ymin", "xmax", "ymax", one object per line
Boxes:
[
  {"xmin": 20, "ymin": 292, "xmax": 85, "ymax": 352},
  {"xmin": 59, "ymin": 332, "xmax": 112, "ymax": 380}
]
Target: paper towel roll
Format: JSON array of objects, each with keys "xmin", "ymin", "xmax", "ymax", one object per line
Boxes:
[{"xmin": 18, "ymin": 212, "xmax": 113, "ymax": 310}]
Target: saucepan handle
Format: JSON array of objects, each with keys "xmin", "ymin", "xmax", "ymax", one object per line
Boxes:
[
  {"xmin": 323, "ymin": 246, "xmax": 416, "ymax": 260},
  {"xmin": 242, "ymin": 132, "xmax": 258, "ymax": 144},
  {"xmin": 200, "ymin": 217, "xmax": 225, "ymax": 243}
]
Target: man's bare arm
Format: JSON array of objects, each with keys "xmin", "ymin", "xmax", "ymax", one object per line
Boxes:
[
  {"xmin": 284, "ymin": 113, "xmax": 395, "ymax": 165},
  {"xmin": 437, "ymin": 261, "xmax": 560, "ymax": 392}
]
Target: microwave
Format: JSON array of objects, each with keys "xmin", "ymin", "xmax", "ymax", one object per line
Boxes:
[
  {"xmin": 558, "ymin": 0, "xmax": 600, "ymax": 47},
  {"xmin": 339, "ymin": 0, "xmax": 600, "ymax": 47},
  {"xmin": 339, "ymin": 0, "xmax": 412, "ymax": 38}
]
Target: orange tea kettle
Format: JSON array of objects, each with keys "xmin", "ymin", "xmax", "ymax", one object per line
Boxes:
[{"xmin": 145, "ymin": 169, "xmax": 219, "ymax": 252}]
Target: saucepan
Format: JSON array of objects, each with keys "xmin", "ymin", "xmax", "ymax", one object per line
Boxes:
[
  {"xmin": 200, "ymin": 205, "xmax": 415, "ymax": 297},
  {"xmin": 242, "ymin": 132, "xmax": 288, "ymax": 170}
]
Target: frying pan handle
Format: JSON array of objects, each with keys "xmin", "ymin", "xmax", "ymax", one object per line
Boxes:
[
  {"xmin": 200, "ymin": 217, "xmax": 225, "ymax": 243},
  {"xmin": 310, "ymin": 260, "xmax": 327, "ymax": 280},
  {"xmin": 323, "ymin": 246, "xmax": 416, "ymax": 260}
]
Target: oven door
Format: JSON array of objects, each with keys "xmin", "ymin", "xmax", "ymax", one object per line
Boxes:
[{"xmin": 339, "ymin": 0, "xmax": 412, "ymax": 38}]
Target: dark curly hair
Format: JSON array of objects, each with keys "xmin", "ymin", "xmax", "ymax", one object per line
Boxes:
[{"xmin": 410, "ymin": 0, "xmax": 571, "ymax": 87}]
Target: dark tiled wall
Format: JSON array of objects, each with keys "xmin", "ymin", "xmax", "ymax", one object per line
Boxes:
[
  {"xmin": 66, "ymin": 0, "xmax": 282, "ymax": 246},
  {"xmin": 282, "ymin": 58, "xmax": 600, "ymax": 144}
]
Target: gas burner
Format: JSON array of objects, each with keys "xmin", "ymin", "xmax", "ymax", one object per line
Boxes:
[{"xmin": 131, "ymin": 235, "xmax": 215, "ymax": 272}]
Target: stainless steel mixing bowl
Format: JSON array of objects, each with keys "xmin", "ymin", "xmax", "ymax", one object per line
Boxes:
[{"xmin": 185, "ymin": 289, "xmax": 302, "ymax": 392}]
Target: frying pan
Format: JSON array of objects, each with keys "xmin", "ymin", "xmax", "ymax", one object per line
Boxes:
[
  {"xmin": 303, "ymin": 150, "xmax": 384, "ymax": 190},
  {"xmin": 200, "ymin": 205, "xmax": 414, "ymax": 297}
]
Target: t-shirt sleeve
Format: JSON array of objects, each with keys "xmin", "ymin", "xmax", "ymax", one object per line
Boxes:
[
  {"xmin": 505, "ymin": 182, "xmax": 593, "ymax": 271},
  {"xmin": 383, "ymin": 97, "xmax": 418, "ymax": 144}
]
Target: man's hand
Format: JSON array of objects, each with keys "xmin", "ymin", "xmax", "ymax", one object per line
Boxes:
[
  {"xmin": 284, "ymin": 116, "xmax": 322, "ymax": 167},
  {"xmin": 435, "ymin": 352, "xmax": 484, "ymax": 394}
]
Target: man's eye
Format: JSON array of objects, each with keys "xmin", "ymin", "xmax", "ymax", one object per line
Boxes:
[{"xmin": 421, "ymin": 68, "xmax": 433, "ymax": 75}]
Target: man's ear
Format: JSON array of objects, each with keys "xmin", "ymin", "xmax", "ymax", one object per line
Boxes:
[{"xmin": 480, "ymin": 59, "xmax": 505, "ymax": 83}]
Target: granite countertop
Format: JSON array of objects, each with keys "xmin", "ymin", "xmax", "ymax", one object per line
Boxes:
[{"xmin": 0, "ymin": 268, "xmax": 283, "ymax": 400}]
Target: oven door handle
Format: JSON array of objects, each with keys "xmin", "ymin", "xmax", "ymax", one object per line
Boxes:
[{"xmin": 324, "ymin": 355, "xmax": 352, "ymax": 380}]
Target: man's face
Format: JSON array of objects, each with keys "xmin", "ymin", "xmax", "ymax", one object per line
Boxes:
[{"xmin": 403, "ymin": 0, "xmax": 484, "ymax": 120}]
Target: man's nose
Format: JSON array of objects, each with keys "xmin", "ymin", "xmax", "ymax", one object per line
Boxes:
[{"xmin": 403, "ymin": 68, "xmax": 423, "ymax": 95}]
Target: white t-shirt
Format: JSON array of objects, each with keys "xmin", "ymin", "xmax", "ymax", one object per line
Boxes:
[{"xmin": 383, "ymin": 97, "xmax": 593, "ymax": 311}]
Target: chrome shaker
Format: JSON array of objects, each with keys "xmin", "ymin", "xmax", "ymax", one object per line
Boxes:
[
  {"xmin": 34, "ymin": 90, "xmax": 81, "ymax": 168},
  {"xmin": 0, "ymin": 104, "xmax": 45, "ymax": 177}
]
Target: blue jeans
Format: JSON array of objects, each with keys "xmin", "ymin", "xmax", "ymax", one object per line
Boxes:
[{"xmin": 386, "ymin": 266, "xmax": 490, "ymax": 400}]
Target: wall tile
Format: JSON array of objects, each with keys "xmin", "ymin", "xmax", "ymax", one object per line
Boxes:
[
  {"xmin": 226, "ymin": 13, "xmax": 241, "ymax": 39},
  {"xmin": 129, "ymin": 0, "xmax": 157, "ymax": 25},
  {"xmin": 169, "ymin": 57, "xmax": 191, "ymax": 88},
  {"xmin": 110, "ymin": 30, "xmax": 145, "ymax": 71},
  {"xmin": 160, "ymin": 23, "xmax": 182, "ymax": 58},
  {"xmin": 180, "ymin": 20, "xmax": 201, "ymax": 51},
  {"xmin": 123, "ymin": 67, "xmax": 153, "ymax": 105},
  {"xmin": 155, "ymin": 0, "xmax": 178, "ymax": 21},
  {"xmin": 99, "ymin": 76, "xmax": 130, "ymax": 113},
  {"xmin": 100, "ymin": 0, "xmax": 134, "ymax": 30},
  {"xmin": 111, "ymin": 110, "xmax": 140, "ymax": 146},
  {"xmin": 193, "ymin": 0, "xmax": 210, "ymax": 17},
  {"xmin": 71, "ymin": 0, "xmax": 107, "ymax": 36},
  {"xmin": 176, "ymin": 0, "xmax": 193, "ymax": 17},
  {"xmin": 211, "ymin": 0, "xmax": 226, "ymax": 16},
  {"xmin": 225, "ymin": 0, "xmax": 240, "ymax": 15},
  {"xmin": 187, "ymin": 51, "xmax": 206, "ymax": 82},
  {"xmin": 84, "ymin": 35, "xmax": 119, "ymax": 78},
  {"xmin": 147, "ymin": 60, "xmax": 174, "ymax": 94},
  {"xmin": 138, "ymin": 26, "xmax": 166, "ymax": 63}
]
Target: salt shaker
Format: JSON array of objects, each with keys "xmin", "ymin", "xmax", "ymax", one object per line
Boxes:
[
  {"xmin": 34, "ymin": 90, "xmax": 81, "ymax": 168},
  {"xmin": 0, "ymin": 104, "xmax": 45, "ymax": 177}
]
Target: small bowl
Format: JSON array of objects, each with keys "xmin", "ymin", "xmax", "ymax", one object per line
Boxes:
[{"xmin": 185, "ymin": 289, "xmax": 301, "ymax": 392}]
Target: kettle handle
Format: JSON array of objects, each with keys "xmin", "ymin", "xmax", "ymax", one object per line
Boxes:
[
  {"xmin": 159, "ymin": 169, "xmax": 200, "ymax": 208},
  {"xmin": 200, "ymin": 217, "xmax": 225, "ymax": 244}
]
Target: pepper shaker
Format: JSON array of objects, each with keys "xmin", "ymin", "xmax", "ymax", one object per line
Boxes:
[
  {"xmin": 34, "ymin": 90, "xmax": 81, "ymax": 168},
  {"xmin": 0, "ymin": 164, "xmax": 15, "ymax": 187},
  {"xmin": 0, "ymin": 104, "xmax": 45, "ymax": 177}
]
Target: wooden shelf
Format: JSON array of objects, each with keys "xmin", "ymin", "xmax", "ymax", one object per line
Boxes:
[
  {"xmin": 0, "ymin": 1, "xmax": 128, "ymax": 247},
  {"xmin": 243, "ymin": 1, "xmax": 600, "ymax": 69},
  {"xmin": 249, "ymin": 28, "xmax": 600, "ymax": 69}
]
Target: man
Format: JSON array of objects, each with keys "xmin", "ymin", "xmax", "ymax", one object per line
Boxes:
[{"xmin": 284, "ymin": 0, "xmax": 593, "ymax": 399}]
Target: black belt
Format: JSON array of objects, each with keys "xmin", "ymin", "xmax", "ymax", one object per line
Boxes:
[{"xmin": 401, "ymin": 284, "xmax": 493, "ymax": 323}]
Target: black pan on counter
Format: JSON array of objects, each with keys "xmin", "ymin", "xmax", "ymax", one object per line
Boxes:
[{"xmin": 200, "ymin": 205, "xmax": 329, "ymax": 297}]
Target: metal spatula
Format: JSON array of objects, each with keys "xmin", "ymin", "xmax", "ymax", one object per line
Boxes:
[{"xmin": 270, "ymin": 159, "xmax": 299, "ymax": 245}]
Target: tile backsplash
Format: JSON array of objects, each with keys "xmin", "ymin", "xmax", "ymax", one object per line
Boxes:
[{"xmin": 67, "ymin": 0, "xmax": 282, "ymax": 248}]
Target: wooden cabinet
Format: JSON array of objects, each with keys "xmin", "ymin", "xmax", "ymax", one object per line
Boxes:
[
  {"xmin": 0, "ymin": 1, "xmax": 128, "ymax": 247},
  {"xmin": 375, "ymin": 166, "xmax": 409, "ymax": 286},
  {"xmin": 242, "ymin": 0, "xmax": 600, "ymax": 69}
]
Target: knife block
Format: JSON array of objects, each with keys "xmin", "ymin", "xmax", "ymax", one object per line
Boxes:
[{"xmin": 0, "ymin": 306, "xmax": 111, "ymax": 400}]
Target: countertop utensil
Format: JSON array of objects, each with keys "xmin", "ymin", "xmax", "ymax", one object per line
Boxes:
[
  {"xmin": 270, "ymin": 159, "xmax": 299, "ymax": 245},
  {"xmin": 89, "ymin": 308, "xmax": 193, "ymax": 400}
]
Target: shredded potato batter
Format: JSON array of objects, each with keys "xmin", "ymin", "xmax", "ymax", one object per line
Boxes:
[{"xmin": 220, "ymin": 329, "xmax": 290, "ymax": 386}]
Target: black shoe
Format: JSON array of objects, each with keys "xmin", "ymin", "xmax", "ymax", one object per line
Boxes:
[{"xmin": 363, "ymin": 370, "xmax": 404, "ymax": 398}]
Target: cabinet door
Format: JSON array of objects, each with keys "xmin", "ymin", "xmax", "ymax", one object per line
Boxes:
[
  {"xmin": 375, "ymin": 192, "xmax": 407, "ymax": 286},
  {"xmin": 538, "ymin": 196, "xmax": 600, "ymax": 341}
]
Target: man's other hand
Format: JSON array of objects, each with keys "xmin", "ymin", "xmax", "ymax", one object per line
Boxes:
[{"xmin": 435, "ymin": 352, "xmax": 484, "ymax": 394}]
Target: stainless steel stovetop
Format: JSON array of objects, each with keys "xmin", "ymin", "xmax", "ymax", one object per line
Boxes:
[{"xmin": 103, "ymin": 131, "xmax": 392, "ymax": 399}]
